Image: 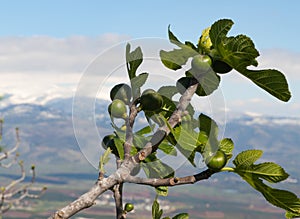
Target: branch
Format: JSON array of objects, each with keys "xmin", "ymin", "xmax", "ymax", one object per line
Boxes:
[
  {"xmin": 49, "ymin": 82, "xmax": 199, "ymax": 218},
  {"xmin": 124, "ymin": 103, "xmax": 138, "ymax": 160},
  {"xmin": 0, "ymin": 128, "xmax": 20, "ymax": 162},
  {"xmin": 113, "ymin": 183, "xmax": 126, "ymax": 219},
  {"xmin": 124, "ymin": 169, "xmax": 215, "ymax": 187},
  {"xmin": 1, "ymin": 162, "xmax": 46, "ymax": 215},
  {"xmin": 134, "ymin": 83, "xmax": 198, "ymax": 162}
]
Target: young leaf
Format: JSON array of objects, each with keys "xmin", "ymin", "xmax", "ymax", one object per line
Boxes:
[
  {"xmin": 155, "ymin": 186, "xmax": 168, "ymax": 196},
  {"xmin": 219, "ymin": 138, "xmax": 234, "ymax": 155},
  {"xmin": 172, "ymin": 213, "xmax": 189, "ymax": 219},
  {"xmin": 152, "ymin": 198, "xmax": 163, "ymax": 219},
  {"xmin": 98, "ymin": 148, "xmax": 112, "ymax": 172},
  {"xmin": 126, "ymin": 43, "xmax": 143, "ymax": 79},
  {"xmin": 198, "ymin": 27, "xmax": 212, "ymax": 53},
  {"xmin": 233, "ymin": 149, "xmax": 263, "ymax": 169},
  {"xmin": 286, "ymin": 211, "xmax": 300, "ymax": 219}
]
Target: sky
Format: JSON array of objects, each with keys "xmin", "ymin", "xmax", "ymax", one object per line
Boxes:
[{"xmin": 0, "ymin": 0, "xmax": 300, "ymax": 118}]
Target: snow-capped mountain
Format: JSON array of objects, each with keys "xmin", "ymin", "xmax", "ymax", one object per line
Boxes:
[{"xmin": 0, "ymin": 93, "xmax": 299, "ymax": 177}]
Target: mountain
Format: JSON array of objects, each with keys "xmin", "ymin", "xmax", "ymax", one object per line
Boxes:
[{"xmin": 0, "ymin": 96, "xmax": 300, "ymax": 178}]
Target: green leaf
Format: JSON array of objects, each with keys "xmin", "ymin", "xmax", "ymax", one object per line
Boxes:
[
  {"xmin": 156, "ymin": 186, "xmax": 168, "ymax": 196},
  {"xmin": 168, "ymin": 25, "xmax": 183, "ymax": 46},
  {"xmin": 142, "ymin": 154, "xmax": 175, "ymax": 178},
  {"xmin": 98, "ymin": 148, "xmax": 111, "ymax": 172},
  {"xmin": 237, "ymin": 172, "xmax": 300, "ymax": 215},
  {"xmin": 135, "ymin": 125, "xmax": 154, "ymax": 135},
  {"xmin": 172, "ymin": 213, "xmax": 189, "ymax": 219},
  {"xmin": 130, "ymin": 72, "xmax": 149, "ymax": 99},
  {"xmin": 160, "ymin": 27, "xmax": 198, "ymax": 70},
  {"xmin": 209, "ymin": 19, "xmax": 291, "ymax": 102},
  {"xmin": 286, "ymin": 211, "xmax": 300, "ymax": 219},
  {"xmin": 190, "ymin": 69, "xmax": 221, "ymax": 96},
  {"xmin": 152, "ymin": 198, "xmax": 163, "ymax": 219},
  {"xmin": 198, "ymin": 27, "xmax": 212, "ymax": 53},
  {"xmin": 198, "ymin": 114, "xmax": 218, "ymax": 138},
  {"xmin": 173, "ymin": 121, "xmax": 206, "ymax": 166},
  {"xmin": 158, "ymin": 141, "xmax": 177, "ymax": 156},
  {"xmin": 236, "ymin": 162, "xmax": 289, "ymax": 183},
  {"xmin": 219, "ymin": 138, "xmax": 234, "ymax": 155},
  {"xmin": 113, "ymin": 137, "xmax": 125, "ymax": 160},
  {"xmin": 126, "ymin": 43, "xmax": 143, "ymax": 79},
  {"xmin": 157, "ymin": 86, "xmax": 178, "ymax": 99},
  {"xmin": 160, "ymin": 47, "xmax": 197, "ymax": 70},
  {"xmin": 233, "ymin": 149, "xmax": 263, "ymax": 169},
  {"xmin": 198, "ymin": 114, "xmax": 219, "ymax": 158},
  {"xmin": 240, "ymin": 69, "xmax": 291, "ymax": 102},
  {"xmin": 218, "ymin": 34, "xmax": 259, "ymax": 69},
  {"xmin": 210, "ymin": 19, "xmax": 234, "ymax": 46},
  {"xmin": 252, "ymin": 162, "xmax": 289, "ymax": 183}
]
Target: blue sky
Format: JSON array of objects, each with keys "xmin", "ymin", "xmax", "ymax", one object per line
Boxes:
[
  {"xmin": 1, "ymin": 0, "xmax": 299, "ymax": 51},
  {"xmin": 0, "ymin": 0, "xmax": 299, "ymax": 117}
]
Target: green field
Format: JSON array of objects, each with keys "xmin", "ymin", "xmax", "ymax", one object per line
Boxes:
[{"xmin": 2, "ymin": 170, "xmax": 290, "ymax": 219}]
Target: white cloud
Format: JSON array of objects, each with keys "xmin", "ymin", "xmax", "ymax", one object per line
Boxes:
[
  {"xmin": 0, "ymin": 34, "xmax": 131, "ymax": 73},
  {"xmin": 0, "ymin": 35, "xmax": 299, "ymax": 118}
]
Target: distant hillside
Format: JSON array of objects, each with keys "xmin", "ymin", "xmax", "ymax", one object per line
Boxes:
[{"xmin": 1, "ymin": 97, "xmax": 300, "ymax": 178}]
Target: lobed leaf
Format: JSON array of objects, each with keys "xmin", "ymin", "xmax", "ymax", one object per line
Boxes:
[
  {"xmin": 160, "ymin": 27, "xmax": 198, "ymax": 70},
  {"xmin": 236, "ymin": 162, "xmax": 289, "ymax": 183},
  {"xmin": 130, "ymin": 72, "xmax": 149, "ymax": 99},
  {"xmin": 209, "ymin": 19, "xmax": 291, "ymax": 102},
  {"xmin": 142, "ymin": 154, "xmax": 175, "ymax": 179},
  {"xmin": 160, "ymin": 47, "xmax": 197, "ymax": 70},
  {"xmin": 209, "ymin": 19, "xmax": 234, "ymax": 47},
  {"xmin": 173, "ymin": 122, "xmax": 206, "ymax": 166},
  {"xmin": 241, "ymin": 173, "xmax": 300, "ymax": 215},
  {"xmin": 233, "ymin": 149, "xmax": 263, "ymax": 168},
  {"xmin": 241, "ymin": 69, "xmax": 291, "ymax": 102},
  {"xmin": 186, "ymin": 68, "xmax": 221, "ymax": 97},
  {"xmin": 126, "ymin": 43, "xmax": 143, "ymax": 79}
]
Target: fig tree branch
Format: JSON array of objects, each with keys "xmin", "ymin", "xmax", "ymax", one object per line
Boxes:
[
  {"xmin": 124, "ymin": 169, "xmax": 215, "ymax": 187},
  {"xmin": 48, "ymin": 82, "xmax": 199, "ymax": 219},
  {"xmin": 134, "ymin": 83, "xmax": 198, "ymax": 162}
]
